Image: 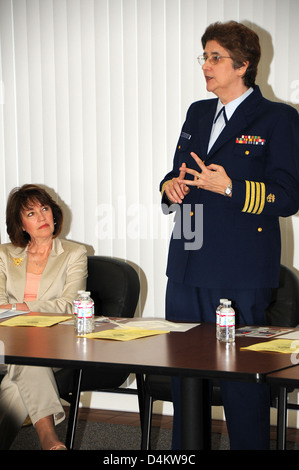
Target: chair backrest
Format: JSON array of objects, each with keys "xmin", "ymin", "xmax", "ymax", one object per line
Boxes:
[
  {"xmin": 266, "ymin": 264, "xmax": 299, "ymax": 327},
  {"xmin": 86, "ymin": 256, "xmax": 140, "ymax": 318}
]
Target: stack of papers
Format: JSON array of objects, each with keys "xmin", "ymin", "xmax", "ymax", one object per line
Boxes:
[
  {"xmin": 238, "ymin": 326, "xmax": 299, "ymax": 354},
  {"xmin": 241, "ymin": 339, "xmax": 299, "ymax": 354},
  {"xmin": 79, "ymin": 318, "xmax": 200, "ymax": 341},
  {"xmin": 81, "ymin": 328, "xmax": 169, "ymax": 341},
  {"xmin": 236, "ymin": 326, "xmax": 292, "ymax": 338}
]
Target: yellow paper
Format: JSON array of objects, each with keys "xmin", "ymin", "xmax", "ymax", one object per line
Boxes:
[
  {"xmin": 0, "ymin": 315, "xmax": 70, "ymax": 327},
  {"xmin": 241, "ymin": 339, "xmax": 299, "ymax": 354},
  {"xmin": 81, "ymin": 327, "xmax": 169, "ymax": 341}
]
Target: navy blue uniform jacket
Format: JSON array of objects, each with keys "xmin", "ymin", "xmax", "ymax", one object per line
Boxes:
[{"xmin": 160, "ymin": 86, "xmax": 299, "ymax": 289}]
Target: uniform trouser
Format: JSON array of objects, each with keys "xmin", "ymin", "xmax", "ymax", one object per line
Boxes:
[
  {"xmin": 0, "ymin": 364, "xmax": 65, "ymax": 450},
  {"xmin": 166, "ymin": 279, "xmax": 272, "ymax": 450}
]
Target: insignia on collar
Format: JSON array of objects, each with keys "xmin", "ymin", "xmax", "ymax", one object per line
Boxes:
[{"xmin": 12, "ymin": 257, "xmax": 24, "ymax": 266}]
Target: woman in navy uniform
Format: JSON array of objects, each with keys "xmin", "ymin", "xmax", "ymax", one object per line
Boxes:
[{"xmin": 160, "ymin": 21, "xmax": 299, "ymax": 450}]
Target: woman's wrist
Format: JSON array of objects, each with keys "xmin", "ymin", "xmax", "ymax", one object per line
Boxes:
[
  {"xmin": 17, "ymin": 303, "xmax": 30, "ymax": 311},
  {"xmin": 0, "ymin": 303, "xmax": 30, "ymax": 311}
]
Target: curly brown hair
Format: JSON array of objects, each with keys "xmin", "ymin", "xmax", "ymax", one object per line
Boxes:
[
  {"xmin": 6, "ymin": 184, "xmax": 63, "ymax": 247},
  {"xmin": 201, "ymin": 21, "xmax": 261, "ymax": 88}
]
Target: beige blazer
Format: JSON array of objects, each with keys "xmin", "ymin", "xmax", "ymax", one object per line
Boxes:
[{"xmin": 0, "ymin": 238, "xmax": 87, "ymax": 314}]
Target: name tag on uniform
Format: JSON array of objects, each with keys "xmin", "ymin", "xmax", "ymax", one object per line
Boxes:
[{"xmin": 180, "ymin": 131, "xmax": 191, "ymax": 140}]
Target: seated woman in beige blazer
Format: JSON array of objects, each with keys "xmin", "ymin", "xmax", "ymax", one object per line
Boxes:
[{"xmin": 0, "ymin": 184, "xmax": 87, "ymax": 450}]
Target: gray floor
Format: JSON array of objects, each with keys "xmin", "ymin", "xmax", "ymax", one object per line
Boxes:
[
  {"xmin": 10, "ymin": 420, "xmax": 170, "ymax": 451},
  {"xmin": 9, "ymin": 419, "xmax": 299, "ymax": 451}
]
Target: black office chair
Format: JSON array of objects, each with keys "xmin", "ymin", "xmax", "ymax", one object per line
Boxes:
[
  {"xmin": 265, "ymin": 264, "xmax": 299, "ymax": 328},
  {"xmin": 54, "ymin": 255, "xmax": 141, "ymax": 450},
  {"xmin": 266, "ymin": 264, "xmax": 299, "ymax": 448},
  {"xmin": 140, "ymin": 264, "xmax": 299, "ymax": 450}
]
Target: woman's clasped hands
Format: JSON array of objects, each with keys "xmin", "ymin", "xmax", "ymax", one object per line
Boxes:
[{"xmin": 178, "ymin": 152, "xmax": 232, "ymax": 197}]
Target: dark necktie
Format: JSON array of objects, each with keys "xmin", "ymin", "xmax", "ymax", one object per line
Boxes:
[
  {"xmin": 214, "ymin": 106, "xmax": 228, "ymax": 124},
  {"xmin": 208, "ymin": 106, "xmax": 228, "ymax": 152}
]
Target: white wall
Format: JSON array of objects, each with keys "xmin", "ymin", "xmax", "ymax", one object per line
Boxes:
[{"xmin": 1, "ymin": 0, "xmax": 299, "ymax": 415}]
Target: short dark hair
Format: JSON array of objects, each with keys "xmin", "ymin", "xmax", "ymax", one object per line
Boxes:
[
  {"xmin": 6, "ymin": 184, "xmax": 63, "ymax": 247},
  {"xmin": 201, "ymin": 21, "xmax": 261, "ymax": 88}
]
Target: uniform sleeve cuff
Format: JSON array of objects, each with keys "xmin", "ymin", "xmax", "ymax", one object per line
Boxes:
[{"xmin": 230, "ymin": 179, "xmax": 266, "ymax": 214}]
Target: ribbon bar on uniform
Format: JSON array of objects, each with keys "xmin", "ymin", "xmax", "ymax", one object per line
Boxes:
[{"xmin": 236, "ymin": 135, "xmax": 266, "ymax": 145}]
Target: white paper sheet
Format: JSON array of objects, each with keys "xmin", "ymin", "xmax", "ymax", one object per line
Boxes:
[
  {"xmin": 106, "ymin": 318, "xmax": 200, "ymax": 332},
  {"xmin": 276, "ymin": 329, "xmax": 299, "ymax": 340},
  {"xmin": 0, "ymin": 309, "xmax": 29, "ymax": 319}
]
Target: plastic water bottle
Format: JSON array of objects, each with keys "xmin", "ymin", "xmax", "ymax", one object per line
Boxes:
[
  {"xmin": 75, "ymin": 291, "xmax": 95, "ymax": 335},
  {"xmin": 219, "ymin": 300, "xmax": 235, "ymax": 343},
  {"xmin": 216, "ymin": 298, "xmax": 228, "ymax": 340}
]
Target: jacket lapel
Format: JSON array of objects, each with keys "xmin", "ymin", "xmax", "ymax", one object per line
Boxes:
[
  {"xmin": 7, "ymin": 245, "xmax": 28, "ymax": 301},
  {"xmin": 37, "ymin": 238, "xmax": 64, "ymax": 299},
  {"xmin": 195, "ymin": 102, "xmax": 217, "ymax": 159}
]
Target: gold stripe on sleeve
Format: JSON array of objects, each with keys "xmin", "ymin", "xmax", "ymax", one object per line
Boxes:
[
  {"xmin": 252, "ymin": 182, "xmax": 261, "ymax": 214},
  {"xmin": 242, "ymin": 180, "xmax": 251, "ymax": 212},
  {"xmin": 256, "ymin": 182, "xmax": 266, "ymax": 214},
  {"xmin": 247, "ymin": 181, "xmax": 256, "ymax": 213}
]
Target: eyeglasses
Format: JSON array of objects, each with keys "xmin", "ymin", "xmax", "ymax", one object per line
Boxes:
[{"xmin": 197, "ymin": 55, "xmax": 232, "ymax": 67}]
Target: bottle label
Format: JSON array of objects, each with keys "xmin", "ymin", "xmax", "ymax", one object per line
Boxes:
[
  {"xmin": 219, "ymin": 311, "xmax": 235, "ymax": 327},
  {"xmin": 77, "ymin": 301, "xmax": 94, "ymax": 319}
]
